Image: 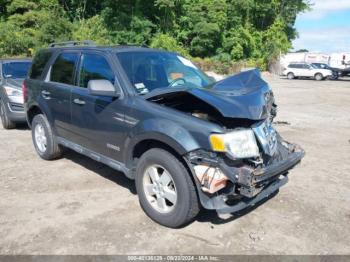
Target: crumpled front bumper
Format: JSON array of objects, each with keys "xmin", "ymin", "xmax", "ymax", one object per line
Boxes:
[{"xmin": 187, "ymin": 141, "xmax": 305, "ymax": 215}]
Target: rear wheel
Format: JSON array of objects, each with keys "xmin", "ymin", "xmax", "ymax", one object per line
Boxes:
[
  {"xmin": 0, "ymin": 100, "xmax": 16, "ymax": 129},
  {"xmin": 135, "ymin": 148, "xmax": 200, "ymax": 228},
  {"xmin": 31, "ymin": 114, "xmax": 63, "ymax": 160},
  {"xmin": 315, "ymin": 73, "xmax": 323, "ymax": 81},
  {"xmin": 287, "ymin": 72, "xmax": 295, "ymax": 80}
]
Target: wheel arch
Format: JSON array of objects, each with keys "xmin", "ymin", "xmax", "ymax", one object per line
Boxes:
[
  {"xmin": 128, "ymin": 137, "xmax": 202, "ymax": 209},
  {"xmin": 26, "ymin": 105, "xmax": 43, "ymax": 128},
  {"xmin": 124, "ymin": 132, "xmax": 200, "ymax": 181}
]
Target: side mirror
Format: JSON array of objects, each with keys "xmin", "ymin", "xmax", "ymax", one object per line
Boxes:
[{"xmin": 87, "ymin": 80, "xmax": 121, "ymax": 97}]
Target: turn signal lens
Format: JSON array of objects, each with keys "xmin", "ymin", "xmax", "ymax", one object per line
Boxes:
[{"xmin": 209, "ymin": 134, "xmax": 226, "ymax": 152}]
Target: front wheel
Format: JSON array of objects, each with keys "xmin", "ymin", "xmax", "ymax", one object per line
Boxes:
[
  {"xmin": 31, "ymin": 114, "xmax": 63, "ymax": 160},
  {"xmin": 135, "ymin": 148, "xmax": 200, "ymax": 228}
]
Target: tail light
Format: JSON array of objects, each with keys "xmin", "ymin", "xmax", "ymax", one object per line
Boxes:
[{"xmin": 22, "ymin": 81, "xmax": 28, "ymax": 102}]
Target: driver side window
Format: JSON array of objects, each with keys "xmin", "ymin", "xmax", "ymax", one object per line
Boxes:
[{"xmin": 78, "ymin": 54, "xmax": 115, "ymax": 88}]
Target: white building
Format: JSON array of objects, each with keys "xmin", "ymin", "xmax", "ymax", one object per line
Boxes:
[
  {"xmin": 280, "ymin": 52, "xmax": 330, "ymax": 68},
  {"xmin": 280, "ymin": 52, "xmax": 350, "ymax": 69}
]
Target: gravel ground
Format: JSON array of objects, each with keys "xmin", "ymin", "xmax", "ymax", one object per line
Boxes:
[{"xmin": 0, "ymin": 76, "xmax": 349, "ymax": 255}]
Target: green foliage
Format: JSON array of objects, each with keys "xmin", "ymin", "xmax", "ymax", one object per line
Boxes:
[
  {"xmin": 72, "ymin": 15, "xmax": 112, "ymax": 45},
  {"xmin": 150, "ymin": 33, "xmax": 189, "ymax": 57},
  {"xmin": 0, "ymin": 0, "xmax": 310, "ymax": 70},
  {"xmin": 0, "ymin": 0, "xmax": 72, "ymax": 57}
]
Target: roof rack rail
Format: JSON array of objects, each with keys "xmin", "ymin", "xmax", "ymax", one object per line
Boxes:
[
  {"xmin": 48, "ymin": 40, "xmax": 96, "ymax": 48},
  {"xmin": 116, "ymin": 43, "xmax": 149, "ymax": 48}
]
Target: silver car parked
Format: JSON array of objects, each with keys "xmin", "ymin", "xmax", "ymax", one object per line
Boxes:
[{"xmin": 0, "ymin": 58, "xmax": 32, "ymax": 129}]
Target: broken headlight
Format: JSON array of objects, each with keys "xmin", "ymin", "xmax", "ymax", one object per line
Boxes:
[{"xmin": 210, "ymin": 130, "xmax": 259, "ymax": 159}]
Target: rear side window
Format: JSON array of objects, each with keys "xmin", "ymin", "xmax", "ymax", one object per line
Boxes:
[
  {"xmin": 51, "ymin": 53, "xmax": 79, "ymax": 85},
  {"xmin": 30, "ymin": 50, "xmax": 53, "ymax": 79},
  {"xmin": 78, "ymin": 53, "xmax": 115, "ymax": 88}
]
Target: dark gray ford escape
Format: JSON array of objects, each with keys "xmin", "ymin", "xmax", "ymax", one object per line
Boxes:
[{"xmin": 24, "ymin": 41, "xmax": 304, "ymax": 228}]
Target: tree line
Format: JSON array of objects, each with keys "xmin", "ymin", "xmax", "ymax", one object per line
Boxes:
[{"xmin": 0, "ymin": 0, "xmax": 310, "ymax": 70}]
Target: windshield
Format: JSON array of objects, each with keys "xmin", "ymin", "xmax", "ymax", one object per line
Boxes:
[
  {"xmin": 116, "ymin": 51, "xmax": 214, "ymax": 94},
  {"xmin": 3, "ymin": 61, "xmax": 31, "ymax": 79}
]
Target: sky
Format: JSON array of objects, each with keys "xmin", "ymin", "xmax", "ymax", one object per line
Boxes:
[{"xmin": 292, "ymin": 0, "xmax": 350, "ymax": 53}]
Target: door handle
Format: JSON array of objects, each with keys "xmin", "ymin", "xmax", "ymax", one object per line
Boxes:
[
  {"xmin": 73, "ymin": 98, "xmax": 86, "ymax": 105},
  {"xmin": 41, "ymin": 90, "xmax": 51, "ymax": 99}
]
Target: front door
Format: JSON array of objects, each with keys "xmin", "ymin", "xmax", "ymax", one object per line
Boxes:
[{"xmin": 70, "ymin": 52, "xmax": 129, "ymax": 162}]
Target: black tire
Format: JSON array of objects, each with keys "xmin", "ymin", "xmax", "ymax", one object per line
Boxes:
[
  {"xmin": 287, "ymin": 72, "xmax": 295, "ymax": 80},
  {"xmin": 328, "ymin": 75, "xmax": 338, "ymax": 80},
  {"xmin": 0, "ymin": 100, "xmax": 16, "ymax": 129},
  {"xmin": 31, "ymin": 114, "xmax": 63, "ymax": 160},
  {"xmin": 135, "ymin": 148, "xmax": 200, "ymax": 228},
  {"xmin": 315, "ymin": 73, "xmax": 323, "ymax": 81}
]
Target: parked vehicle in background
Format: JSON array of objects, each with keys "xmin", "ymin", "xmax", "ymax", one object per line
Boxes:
[
  {"xmin": 283, "ymin": 62, "xmax": 333, "ymax": 81},
  {"xmin": 0, "ymin": 58, "xmax": 32, "ymax": 129},
  {"xmin": 312, "ymin": 62, "xmax": 350, "ymax": 78},
  {"xmin": 311, "ymin": 63, "xmax": 339, "ymax": 80},
  {"xmin": 24, "ymin": 41, "xmax": 304, "ymax": 228},
  {"xmin": 340, "ymin": 68, "xmax": 350, "ymax": 77}
]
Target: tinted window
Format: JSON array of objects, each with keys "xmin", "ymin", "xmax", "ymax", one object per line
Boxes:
[
  {"xmin": 51, "ymin": 53, "xmax": 79, "ymax": 85},
  {"xmin": 289, "ymin": 64, "xmax": 301, "ymax": 68},
  {"xmin": 30, "ymin": 50, "xmax": 53, "ymax": 79},
  {"xmin": 78, "ymin": 54, "xmax": 114, "ymax": 88},
  {"xmin": 3, "ymin": 62, "xmax": 31, "ymax": 79}
]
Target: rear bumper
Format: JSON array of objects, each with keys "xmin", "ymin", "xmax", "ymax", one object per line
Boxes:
[{"xmin": 188, "ymin": 142, "xmax": 305, "ymax": 214}]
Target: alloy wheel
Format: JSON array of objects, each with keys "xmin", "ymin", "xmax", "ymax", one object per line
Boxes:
[
  {"xmin": 143, "ymin": 165, "xmax": 177, "ymax": 214},
  {"xmin": 34, "ymin": 123, "xmax": 47, "ymax": 153}
]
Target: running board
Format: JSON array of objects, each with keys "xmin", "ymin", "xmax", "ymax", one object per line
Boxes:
[{"xmin": 56, "ymin": 137, "xmax": 132, "ymax": 179}]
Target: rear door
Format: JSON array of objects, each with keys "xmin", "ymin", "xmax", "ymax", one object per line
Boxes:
[
  {"xmin": 303, "ymin": 64, "xmax": 314, "ymax": 77},
  {"xmin": 292, "ymin": 64, "xmax": 302, "ymax": 76},
  {"xmin": 41, "ymin": 51, "xmax": 80, "ymax": 138},
  {"xmin": 70, "ymin": 51, "xmax": 129, "ymax": 161}
]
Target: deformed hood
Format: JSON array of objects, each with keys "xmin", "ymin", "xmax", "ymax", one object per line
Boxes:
[{"xmin": 145, "ymin": 69, "xmax": 273, "ymax": 121}]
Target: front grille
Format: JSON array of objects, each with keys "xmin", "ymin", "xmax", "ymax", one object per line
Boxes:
[{"xmin": 253, "ymin": 121, "xmax": 278, "ymax": 156}]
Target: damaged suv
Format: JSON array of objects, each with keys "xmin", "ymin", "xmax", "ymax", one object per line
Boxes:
[{"xmin": 24, "ymin": 42, "xmax": 304, "ymax": 228}]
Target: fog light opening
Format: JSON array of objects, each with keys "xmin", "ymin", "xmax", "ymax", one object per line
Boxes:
[{"xmin": 193, "ymin": 165, "xmax": 229, "ymax": 194}]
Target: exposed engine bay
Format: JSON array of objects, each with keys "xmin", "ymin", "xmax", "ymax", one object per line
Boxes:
[{"xmin": 148, "ymin": 91, "xmax": 264, "ymax": 128}]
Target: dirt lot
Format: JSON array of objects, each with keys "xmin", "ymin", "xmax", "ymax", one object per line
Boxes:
[{"xmin": 0, "ymin": 77, "xmax": 350, "ymax": 255}]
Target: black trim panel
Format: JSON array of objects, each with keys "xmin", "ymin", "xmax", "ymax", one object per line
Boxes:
[{"xmin": 56, "ymin": 137, "xmax": 133, "ymax": 179}]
